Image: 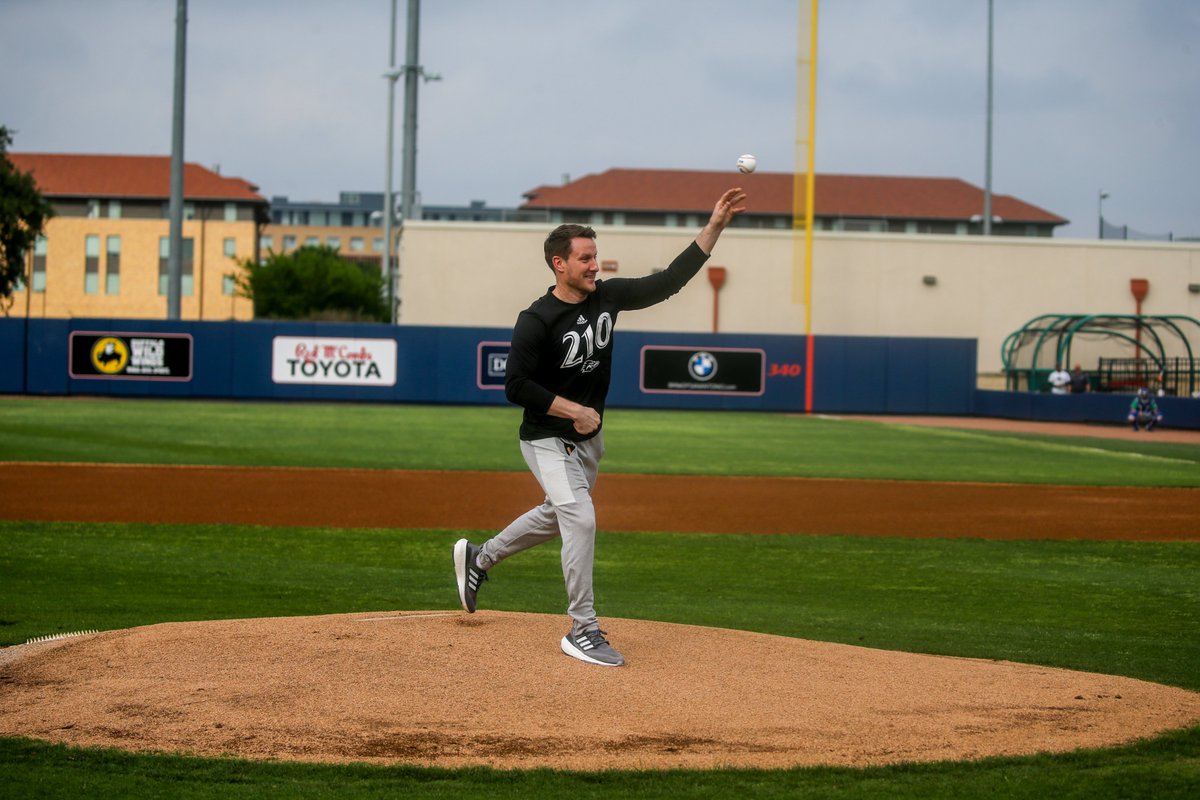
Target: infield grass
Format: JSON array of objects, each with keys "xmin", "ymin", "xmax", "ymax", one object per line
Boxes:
[
  {"xmin": 3, "ymin": 727, "xmax": 1199, "ymax": 800},
  {"xmin": 2, "ymin": 396, "xmax": 1198, "ymax": 485},
  {"xmin": 4, "ymin": 522, "xmax": 1199, "ymax": 689}
]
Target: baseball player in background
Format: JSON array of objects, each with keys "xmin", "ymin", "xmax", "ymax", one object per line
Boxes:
[
  {"xmin": 454, "ymin": 187, "xmax": 748, "ymax": 667},
  {"xmin": 1128, "ymin": 387, "xmax": 1164, "ymax": 431}
]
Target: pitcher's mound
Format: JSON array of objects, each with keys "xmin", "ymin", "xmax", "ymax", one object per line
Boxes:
[{"xmin": 2, "ymin": 610, "xmax": 1198, "ymax": 770}]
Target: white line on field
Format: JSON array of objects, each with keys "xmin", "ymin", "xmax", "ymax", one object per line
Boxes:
[{"xmin": 888, "ymin": 424, "xmax": 1196, "ymax": 465}]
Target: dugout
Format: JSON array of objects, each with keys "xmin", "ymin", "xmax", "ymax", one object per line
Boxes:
[{"xmin": 1001, "ymin": 313, "xmax": 1200, "ymax": 397}]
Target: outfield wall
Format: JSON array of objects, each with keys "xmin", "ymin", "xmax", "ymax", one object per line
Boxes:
[
  {"xmin": 2, "ymin": 318, "xmax": 974, "ymax": 414},
  {"xmin": 4, "ymin": 318, "xmax": 1196, "ymax": 427}
]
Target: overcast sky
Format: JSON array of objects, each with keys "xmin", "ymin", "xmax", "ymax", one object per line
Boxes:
[{"xmin": 3, "ymin": 0, "xmax": 1197, "ymax": 239}]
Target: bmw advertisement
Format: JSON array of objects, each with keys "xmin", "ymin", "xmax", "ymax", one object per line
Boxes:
[{"xmin": 639, "ymin": 345, "xmax": 766, "ymax": 396}]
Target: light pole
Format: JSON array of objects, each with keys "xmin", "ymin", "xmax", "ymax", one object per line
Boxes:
[
  {"xmin": 382, "ymin": 0, "xmax": 438, "ymax": 325},
  {"xmin": 166, "ymin": 0, "xmax": 187, "ymax": 319},
  {"xmin": 1098, "ymin": 191, "xmax": 1110, "ymax": 239},
  {"xmin": 381, "ymin": 1, "xmax": 399, "ymax": 325}
]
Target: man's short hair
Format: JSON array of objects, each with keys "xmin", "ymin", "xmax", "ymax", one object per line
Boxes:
[{"xmin": 544, "ymin": 224, "xmax": 596, "ymax": 270}]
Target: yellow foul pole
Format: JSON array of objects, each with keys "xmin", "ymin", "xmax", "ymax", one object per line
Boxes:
[{"xmin": 793, "ymin": 0, "xmax": 819, "ymax": 411}]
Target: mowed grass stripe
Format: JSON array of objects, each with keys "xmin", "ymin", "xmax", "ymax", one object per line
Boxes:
[{"xmin": 2, "ymin": 397, "xmax": 1198, "ymax": 486}]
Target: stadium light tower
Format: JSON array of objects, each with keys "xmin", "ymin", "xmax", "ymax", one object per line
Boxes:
[
  {"xmin": 382, "ymin": 0, "xmax": 439, "ymax": 324},
  {"xmin": 1098, "ymin": 190, "xmax": 1110, "ymax": 239},
  {"xmin": 167, "ymin": 0, "xmax": 187, "ymax": 319},
  {"xmin": 382, "ymin": 0, "xmax": 399, "ymax": 325}
]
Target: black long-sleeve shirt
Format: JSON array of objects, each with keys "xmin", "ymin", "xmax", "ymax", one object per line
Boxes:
[{"xmin": 505, "ymin": 241, "xmax": 710, "ymax": 442}]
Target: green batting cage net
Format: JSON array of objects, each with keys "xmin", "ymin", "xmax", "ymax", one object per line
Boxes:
[{"xmin": 1001, "ymin": 314, "xmax": 1200, "ymax": 396}]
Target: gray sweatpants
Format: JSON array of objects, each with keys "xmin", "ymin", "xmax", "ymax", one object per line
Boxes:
[{"xmin": 477, "ymin": 433, "xmax": 604, "ymax": 633}]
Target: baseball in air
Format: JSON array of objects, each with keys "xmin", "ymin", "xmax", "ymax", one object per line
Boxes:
[{"xmin": 736, "ymin": 154, "xmax": 757, "ymax": 174}]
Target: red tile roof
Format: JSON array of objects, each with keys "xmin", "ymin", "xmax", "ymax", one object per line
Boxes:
[
  {"xmin": 522, "ymin": 168, "xmax": 1067, "ymax": 225},
  {"xmin": 9, "ymin": 153, "xmax": 266, "ymax": 203}
]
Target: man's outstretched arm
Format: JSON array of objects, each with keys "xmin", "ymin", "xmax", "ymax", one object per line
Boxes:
[{"xmin": 695, "ymin": 188, "xmax": 748, "ymax": 254}]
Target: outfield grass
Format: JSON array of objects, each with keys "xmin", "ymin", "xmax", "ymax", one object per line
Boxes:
[
  {"xmin": 2, "ymin": 396, "xmax": 1199, "ymax": 797},
  {"xmin": 2, "ymin": 396, "xmax": 1199, "ymax": 485}
]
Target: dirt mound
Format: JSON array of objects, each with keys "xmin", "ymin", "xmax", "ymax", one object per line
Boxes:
[{"xmin": 3, "ymin": 610, "xmax": 1198, "ymax": 770}]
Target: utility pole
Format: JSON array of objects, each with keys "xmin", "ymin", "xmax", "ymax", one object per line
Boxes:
[
  {"xmin": 167, "ymin": 0, "xmax": 187, "ymax": 319},
  {"xmin": 383, "ymin": 0, "xmax": 398, "ymax": 324},
  {"xmin": 392, "ymin": 0, "xmax": 439, "ymax": 323},
  {"xmin": 400, "ymin": 0, "xmax": 421, "ymax": 225}
]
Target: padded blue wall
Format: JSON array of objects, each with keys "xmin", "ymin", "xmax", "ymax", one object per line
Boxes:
[
  {"xmin": 7, "ymin": 318, "xmax": 968, "ymax": 415},
  {"xmin": 974, "ymin": 389, "xmax": 1199, "ymax": 430}
]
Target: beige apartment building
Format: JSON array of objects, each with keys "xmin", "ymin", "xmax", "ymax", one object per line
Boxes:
[{"xmin": 9, "ymin": 153, "xmax": 267, "ymax": 320}]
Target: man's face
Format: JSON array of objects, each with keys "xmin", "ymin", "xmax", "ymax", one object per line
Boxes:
[{"xmin": 554, "ymin": 237, "xmax": 599, "ymax": 298}]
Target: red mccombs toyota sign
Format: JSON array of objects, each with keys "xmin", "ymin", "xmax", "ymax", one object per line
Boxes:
[{"xmin": 271, "ymin": 336, "xmax": 397, "ymax": 387}]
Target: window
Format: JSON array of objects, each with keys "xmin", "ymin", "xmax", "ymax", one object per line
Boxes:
[
  {"xmin": 86, "ymin": 200, "xmax": 100, "ymax": 219},
  {"xmin": 283, "ymin": 235, "xmax": 296, "ymax": 251},
  {"xmin": 105, "ymin": 235, "xmax": 121, "ymax": 294},
  {"xmin": 310, "ymin": 211, "xmax": 327, "ymax": 226},
  {"xmin": 223, "ymin": 238, "xmax": 236, "ymax": 258},
  {"xmin": 85, "ymin": 235, "xmax": 100, "ymax": 294},
  {"xmin": 108, "ymin": 200, "xmax": 122, "ymax": 219},
  {"xmin": 158, "ymin": 237, "xmax": 195, "ymax": 296},
  {"xmin": 261, "ymin": 235, "xmax": 274, "ymax": 251},
  {"xmin": 349, "ymin": 237, "xmax": 364, "ymax": 253},
  {"xmin": 835, "ymin": 219, "xmax": 886, "ymax": 233},
  {"xmin": 32, "ymin": 236, "xmax": 47, "ymax": 291},
  {"xmin": 184, "ymin": 203, "xmax": 196, "ymax": 220},
  {"xmin": 224, "ymin": 203, "xmax": 237, "ymax": 222},
  {"xmin": 327, "ymin": 236, "xmax": 340, "ymax": 251},
  {"xmin": 372, "ymin": 237, "xmax": 384, "ymax": 252},
  {"xmin": 223, "ymin": 275, "xmax": 236, "ymax": 296},
  {"xmin": 305, "ymin": 236, "xmax": 319, "ymax": 247}
]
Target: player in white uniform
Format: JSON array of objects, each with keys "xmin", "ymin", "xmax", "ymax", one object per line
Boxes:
[{"xmin": 454, "ymin": 188, "xmax": 747, "ymax": 666}]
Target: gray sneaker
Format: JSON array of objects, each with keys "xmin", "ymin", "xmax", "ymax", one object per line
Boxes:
[
  {"xmin": 560, "ymin": 627, "xmax": 625, "ymax": 667},
  {"xmin": 453, "ymin": 538, "xmax": 488, "ymax": 613}
]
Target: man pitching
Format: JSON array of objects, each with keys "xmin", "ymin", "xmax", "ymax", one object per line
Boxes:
[{"xmin": 454, "ymin": 187, "xmax": 747, "ymax": 666}]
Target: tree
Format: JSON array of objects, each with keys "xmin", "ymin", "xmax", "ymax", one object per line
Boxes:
[
  {"xmin": 236, "ymin": 244, "xmax": 389, "ymax": 322},
  {"xmin": 0, "ymin": 126, "xmax": 55, "ymax": 308}
]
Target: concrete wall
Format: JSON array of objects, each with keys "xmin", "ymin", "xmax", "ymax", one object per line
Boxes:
[{"xmin": 395, "ymin": 222, "xmax": 1200, "ymax": 374}]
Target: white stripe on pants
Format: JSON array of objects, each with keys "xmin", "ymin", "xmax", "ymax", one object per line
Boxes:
[{"xmin": 478, "ymin": 432, "xmax": 604, "ymax": 632}]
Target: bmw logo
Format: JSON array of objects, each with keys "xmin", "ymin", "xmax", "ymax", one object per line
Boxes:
[{"xmin": 688, "ymin": 351, "xmax": 717, "ymax": 381}]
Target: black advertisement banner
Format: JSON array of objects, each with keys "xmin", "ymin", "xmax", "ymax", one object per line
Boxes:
[
  {"xmin": 477, "ymin": 341, "xmax": 510, "ymax": 390},
  {"xmin": 69, "ymin": 332, "xmax": 194, "ymax": 381},
  {"xmin": 640, "ymin": 346, "xmax": 765, "ymax": 395}
]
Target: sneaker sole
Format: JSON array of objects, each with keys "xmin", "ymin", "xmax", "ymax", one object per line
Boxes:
[
  {"xmin": 560, "ymin": 635, "xmax": 624, "ymax": 667},
  {"xmin": 453, "ymin": 538, "xmax": 472, "ymax": 612}
]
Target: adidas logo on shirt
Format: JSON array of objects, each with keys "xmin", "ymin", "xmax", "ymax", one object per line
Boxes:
[{"xmin": 576, "ymin": 315, "xmax": 588, "ymax": 326}]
